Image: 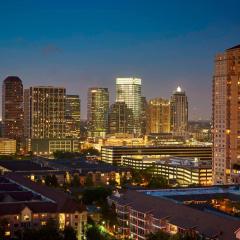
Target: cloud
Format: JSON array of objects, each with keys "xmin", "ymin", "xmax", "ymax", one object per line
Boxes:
[{"xmin": 41, "ymin": 44, "xmax": 62, "ymax": 56}]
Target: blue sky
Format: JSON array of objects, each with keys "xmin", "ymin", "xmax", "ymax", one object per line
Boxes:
[{"xmin": 0, "ymin": 0, "xmax": 240, "ymax": 119}]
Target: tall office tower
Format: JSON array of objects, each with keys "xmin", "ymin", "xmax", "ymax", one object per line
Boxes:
[
  {"xmin": 147, "ymin": 98, "xmax": 170, "ymax": 134},
  {"xmin": 109, "ymin": 101, "xmax": 134, "ymax": 134},
  {"xmin": 87, "ymin": 88, "xmax": 109, "ymax": 137},
  {"xmin": 140, "ymin": 96, "xmax": 147, "ymax": 135},
  {"xmin": 24, "ymin": 86, "xmax": 66, "ymax": 139},
  {"xmin": 65, "ymin": 95, "xmax": 81, "ymax": 139},
  {"xmin": 213, "ymin": 44, "xmax": 240, "ymax": 184},
  {"xmin": 116, "ymin": 77, "xmax": 142, "ymax": 135},
  {"xmin": 170, "ymin": 86, "xmax": 188, "ymax": 135},
  {"xmin": 2, "ymin": 76, "xmax": 24, "ymax": 145}
]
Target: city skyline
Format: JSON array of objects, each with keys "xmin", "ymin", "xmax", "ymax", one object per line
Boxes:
[{"xmin": 0, "ymin": 1, "xmax": 240, "ymax": 120}]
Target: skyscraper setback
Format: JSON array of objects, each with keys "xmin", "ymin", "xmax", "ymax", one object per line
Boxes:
[
  {"xmin": 87, "ymin": 87, "xmax": 109, "ymax": 137},
  {"xmin": 213, "ymin": 44, "xmax": 240, "ymax": 184},
  {"xmin": 2, "ymin": 76, "xmax": 24, "ymax": 145},
  {"xmin": 116, "ymin": 77, "xmax": 142, "ymax": 135},
  {"xmin": 170, "ymin": 86, "xmax": 188, "ymax": 135}
]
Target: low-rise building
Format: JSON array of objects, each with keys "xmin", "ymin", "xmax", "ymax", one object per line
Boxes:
[
  {"xmin": 122, "ymin": 156, "xmax": 212, "ymax": 186},
  {"xmin": 0, "ymin": 138, "xmax": 16, "ymax": 155},
  {"xmin": 109, "ymin": 188, "xmax": 240, "ymax": 240},
  {"xmin": 101, "ymin": 145, "xmax": 212, "ymax": 165},
  {"xmin": 44, "ymin": 158, "xmax": 132, "ymax": 186},
  {"xmin": 0, "ymin": 173, "xmax": 87, "ymax": 239}
]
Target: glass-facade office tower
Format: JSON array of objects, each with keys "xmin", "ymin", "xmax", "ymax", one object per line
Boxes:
[
  {"xmin": 170, "ymin": 86, "xmax": 188, "ymax": 135},
  {"xmin": 147, "ymin": 98, "xmax": 170, "ymax": 134},
  {"xmin": 24, "ymin": 86, "xmax": 66, "ymax": 139},
  {"xmin": 213, "ymin": 44, "xmax": 240, "ymax": 184},
  {"xmin": 65, "ymin": 95, "xmax": 81, "ymax": 139},
  {"xmin": 87, "ymin": 88, "xmax": 109, "ymax": 138},
  {"xmin": 109, "ymin": 101, "xmax": 134, "ymax": 134},
  {"xmin": 116, "ymin": 78, "xmax": 142, "ymax": 135},
  {"xmin": 2, "ymin": 76, "xmax": 24, "ymax": 145}
]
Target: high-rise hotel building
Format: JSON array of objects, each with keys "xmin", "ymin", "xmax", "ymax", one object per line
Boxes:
[
  {"xmin": 24, "ymin": 87, "xmax": 79, "ymax": 154},
  {"xmin": 87, "ymin": 88, "xmax": 109, "ymax": 138},
  {"xmin": 24, "ymin": 86, "xmax": 66, "ymax": 139},
  {"xmin": 170, "ymin": 86, "xmax": 188, "ymax": 135},
  {"xmin": 2, "ymin": 76, "xmax": 24, "ymax": 145},
  {"xmin": 213, "ymin": 44, "xmax": 240, "ymax": 184},
  {"xmin": 116, "ymin": 78, "xmax": 142, "ymax": 135},
  {"xmin": 147, "ymin": 98, "xmax": 170, "ymax": 134}
]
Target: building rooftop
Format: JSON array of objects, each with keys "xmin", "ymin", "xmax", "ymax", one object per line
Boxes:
[
  {"xmin": 111, "ymin": 189, "xmax": 240, "ymax": 239},
  {"xmin": 0, "ymin": 160, "xmax": 53, "ymax": 172},
  {"xmin": 227, "ymin": 44, "xmax": 240, "ymax": 51},
  {"xmin": 48, "ymin": 158, "xmax": 130, "ymax": 174},
  {"xmin": 0, "ymin": 173, "xmax": 85, "ymax": 215}
]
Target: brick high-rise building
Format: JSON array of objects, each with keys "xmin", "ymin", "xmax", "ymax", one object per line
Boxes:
[
  {"xmin": 147, "ymin": 98, "xmax": 170, "ymax": 134},
  {"xmin": 213, "ymin": 44, "xmax": 240, "ymax": 184},
  {"xmin": 2, "ymin": 76, "xmax": 24, "ymax": 148}
]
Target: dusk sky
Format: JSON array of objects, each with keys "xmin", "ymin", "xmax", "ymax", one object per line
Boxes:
[{"xmin": 0, "ymin": 0, "xmax": 240, "ymax": 120}]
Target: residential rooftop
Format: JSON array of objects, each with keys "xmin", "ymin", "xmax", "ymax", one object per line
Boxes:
[
  {"xmin": 111, "ymin": 188, "xmax": 240, "ymax": 239},
  {"xmin": 0, "ymin": 173, "xmax": 85, "ymax": 215}
]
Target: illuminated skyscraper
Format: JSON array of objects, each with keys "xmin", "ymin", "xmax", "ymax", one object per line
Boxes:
[
  {"xmin": 213, "ymin": 44, "xmax": 240, "ymax": 184},
  {"xmin": 140, "ymin": 96, "xmax": 147, "ymax": 135},
  {"xmin": 87, "ymin": 88, "xmax": 109, "ymax": 137},
  {"xmin": 2, "ymin": 76, "xmax": 24, "ymax": 146},
  {"xmin": 109, "ymin": 101, "xmax": 133, "ymax": 134},
  {"xmin": 170, "ymin": 86, "xmax": 188, "ymax": 135},
  {"xmin": 116, "ymin": 77, "xmax": 142, "ymax": 135},
  {"xmin": 147, "ymin": 98, "xmax": 170, "ymax": 134},
  {"xmin": 65, "ymin": 95, "xmax": 81, "ymax": 139},
  {"xmin": 24, "ymin": 86, "xmax": 66, "ymax": 139}
]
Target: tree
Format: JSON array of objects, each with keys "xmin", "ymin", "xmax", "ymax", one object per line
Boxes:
[
  {"xmin": 86, "ymin": 225, "xmax": 105, "ymax": 240},
  {"xmin": 85, "ymin": 174, "xmax": 94, "ymax": 187},
  {"xmin": 71, "ymin": 174, "xmax": 81, "ymax": 188},
  {"xmin": 81, "ymin": 147, "xmax": 100, "ymax": 156},
  {"xmin": 63, "ymin": 226, "xmax": 77, "ymax": 240},
  {"xmin": 146, "ymin": 230, "xmax": 170, "ymax": 240},
  {"xmin": 147, "ymin": 176, "xmax": 168, "ymax": 189},
  {"xmin": 100, "ymin": 202, "xmax": 118, "ymax": 228},
  {"xmin": 0, "ymin": 218, "xmax": 9, "ymax": 239},
  {"xmin": 82, "ymin": 187, "xmax": 112, "ymax": 205},
  {"xmin": 45, "ymin": 175, "xmax": 59, "ymax": 187}
]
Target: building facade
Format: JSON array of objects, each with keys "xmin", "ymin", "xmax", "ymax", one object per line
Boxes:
[
  {"xmin": 108, "ymin": 101, "xmax": 134, "ymax": 134},
  {"xmin": 87, "ymin": 88, "xmax": 109, "ymax": 138},
  {"xmin": 109, "ymin": 189, "xmax": 240, "ymax": 240},
  {"xmin": 116, "ymin": 78, "xmax": 142, "ymax": 135},
  {"xmin": 2, "ymin": 76, "xmax": 24, "ymax": 149},
  {"xmin": 0, "ymin": 174, "xmax": 87, "ymax": 240},
  {"xmin": 101, "ymin": 145, "xmax": 212, "ymax": 165},
  {"xmin": 65, "ymin": 95, "xmax": 81, "ymax": 139},
  {"xmin": 0, "ymin": 138, "xmax": 16, "ymax": 155},
  {"xmin": 24, "ymin": 86, "xmax": 66, "ymax": 139},
  {"xmin": 122, "ymin": 156, "xmax": 212, "ymax": 186},
  {"xmin": 170, "ymin": 87, "xmax": 188, "ymax": 135},
  {"xmin": 24, "ymin": 86, "xmax": 80, "ymax": 155},
  {"xmin": 147, "ymin": 98, "xmax": 170, "ymax": 134},
  {"xmin": 212, "ymin": 44, "xmax": 240, "ymax": 184}
]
